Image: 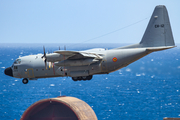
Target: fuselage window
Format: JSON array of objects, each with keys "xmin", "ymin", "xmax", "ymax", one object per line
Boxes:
[{"xmin": 14, "ymin": 66, "xmax": 18, "ymax": 70}]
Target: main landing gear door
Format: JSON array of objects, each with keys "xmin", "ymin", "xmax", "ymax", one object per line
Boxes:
[
  {"xmin": 27, "ymin": 68, "xmax": 34, "ymax": 78},
  {"xmin": 101, "ymin": 60, "xmax": 107, "ymax": 72}
]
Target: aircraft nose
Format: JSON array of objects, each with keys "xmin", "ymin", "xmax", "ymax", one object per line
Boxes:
[{"xmin": 4, "ymin": 67, "xmax": 13, "ymax": 77}]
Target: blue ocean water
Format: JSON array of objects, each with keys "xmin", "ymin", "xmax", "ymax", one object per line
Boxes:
[{"xmin": 0, "ymin": 43, "xmax": 180, "ymax": 120}]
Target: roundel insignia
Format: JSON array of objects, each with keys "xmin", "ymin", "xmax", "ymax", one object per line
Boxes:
[{"xmin": 112, "ymin": 57, "xmax": 117, "ymax": 62}]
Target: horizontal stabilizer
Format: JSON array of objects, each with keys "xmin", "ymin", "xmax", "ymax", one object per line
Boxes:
[{"xmin": 146, "ymin": 46, "xmax": 176, "ymax": 52}]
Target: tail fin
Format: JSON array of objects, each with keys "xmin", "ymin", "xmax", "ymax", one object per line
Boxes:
[{"xmin": 140, "ymin": 5, "xmax": 175, "ymax": 47}]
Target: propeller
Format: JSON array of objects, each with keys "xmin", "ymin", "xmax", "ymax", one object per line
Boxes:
[{"xmin": 41, "ymin": 46, "xmax": 47, "ymax": 69}]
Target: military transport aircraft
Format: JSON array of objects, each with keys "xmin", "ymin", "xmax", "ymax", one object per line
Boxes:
[{"xmin": 4, "ymin": 5, "xmax": 175, "ymax": 84}]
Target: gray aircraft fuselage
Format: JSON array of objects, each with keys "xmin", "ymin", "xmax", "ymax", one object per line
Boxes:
[
  {"xmin": 9, "ymin": 48, "xmax": 148, "ymax": 78},
  {"xmin": 4, "ymin": 5, "xmax": 176, "ymax": 84}
]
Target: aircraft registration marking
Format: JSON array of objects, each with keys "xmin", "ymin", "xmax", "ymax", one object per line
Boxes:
[{"xmin": 112, "ymin": 57, "xmax": 117, "ymax": 62}]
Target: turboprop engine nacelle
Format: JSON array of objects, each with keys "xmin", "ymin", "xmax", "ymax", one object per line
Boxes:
[{"xmin": 46, "ymin": 53, "xmax": 67, "ymax": 62}]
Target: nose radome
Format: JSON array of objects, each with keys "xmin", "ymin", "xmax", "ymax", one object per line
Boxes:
[{"xmin": 4, "ymin": 67, "xmax": 13, "ymax": 77}]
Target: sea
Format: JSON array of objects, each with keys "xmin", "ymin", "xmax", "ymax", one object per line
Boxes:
[{"xmin": 0, "ymin": 43, "xmax": 180, "ymax": 120}]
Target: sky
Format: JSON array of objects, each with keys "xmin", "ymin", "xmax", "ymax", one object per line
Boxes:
[{"xmin": 0, "ymin": 0, "xmax": 180, "ymax": 44}]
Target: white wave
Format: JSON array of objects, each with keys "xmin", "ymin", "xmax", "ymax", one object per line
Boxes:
[
  {"xmin": 142, "ymin": 73, "xmax": 145, "ymax": 76},
  {"xmin": 118, "ymin": 70, "xmax": 122, "ymax": 74},
  {"xmin": 168, "ymin": 103, "xmax": 172, "ymax": 105},
  {"xmin": 126, "ymin": 68, "xmax": 131, "ymax": 72},
  {"xmin": 151, "ymin": 75, "xmax": 155, "ymax": 78},
  {"xmin": 50, "ymin": 84, "xmax": 55, "ymax": 86},
  {"xmin": 1, "ymin": 67, "xmax": 5, "ymax": 69},
  {"xmin": 151, "ymin": 97, "xmax": 155, "ymax": 99},
  {"xmin": 136, "ymin": 73, "xmax": 141, "ymax": 76},
  {"xmin": 151, "ymin": 59, "xmax": 154, "ymax": 61}
]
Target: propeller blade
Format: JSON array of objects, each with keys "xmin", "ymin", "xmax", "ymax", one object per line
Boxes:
[
  {"xmin": 42, "ymin": 46, "xmax": 47, "ymax": 69},
  {"xmin": 41, "ymin": 46, "xmax": 46, "ymax": 58},
  {"xmin": 43, "ymin": 46, "xmax": 46, "ymax": 56}
]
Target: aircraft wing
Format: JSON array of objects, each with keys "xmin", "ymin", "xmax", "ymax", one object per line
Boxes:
[
  {"xmin": 54, "ymin": 51, "xmax": 79, "ymax": 56},
  {"xmin": 53, "ymin": 50, "xmax": 103, "ymax": 60}
]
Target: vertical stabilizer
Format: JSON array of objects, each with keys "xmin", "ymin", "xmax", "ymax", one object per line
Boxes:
[{"xmin": 140, "ymin": 5, "xmax": 175, "ymax": 47}]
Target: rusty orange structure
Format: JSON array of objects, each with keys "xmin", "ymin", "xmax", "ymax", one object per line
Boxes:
[{"xmin": 21, "ymin": 96, "xmax": 97, "ymax": 120}]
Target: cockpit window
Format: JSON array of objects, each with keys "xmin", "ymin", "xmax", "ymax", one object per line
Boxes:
[{"xmin": 14, "ymin": 59, "xmax": 21, "ymax": 64}]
